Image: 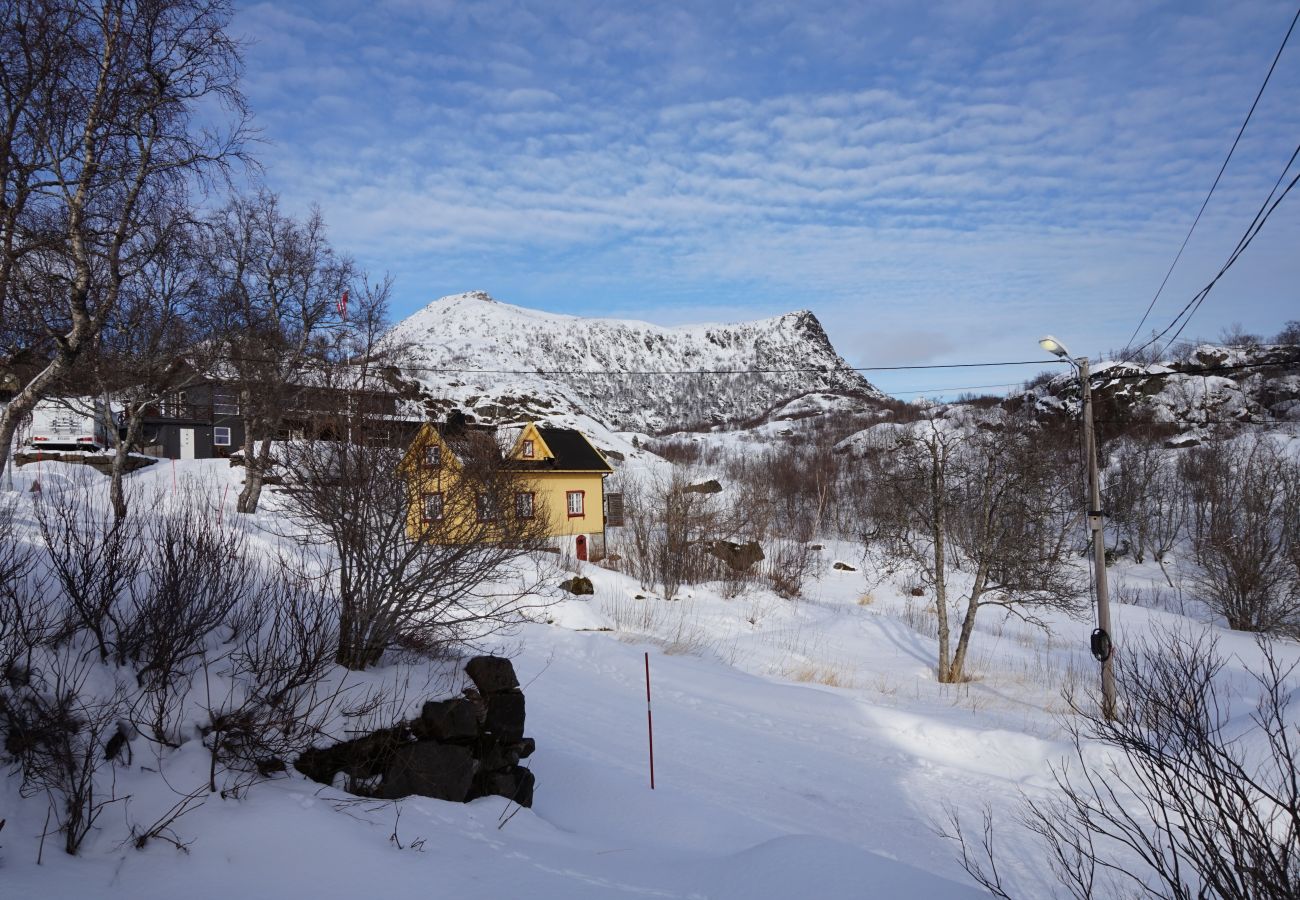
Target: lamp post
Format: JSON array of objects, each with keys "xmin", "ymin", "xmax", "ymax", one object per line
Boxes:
[{"xmin": 1039, "ymin": 335, "xmax": 1117, "ymax": 720}]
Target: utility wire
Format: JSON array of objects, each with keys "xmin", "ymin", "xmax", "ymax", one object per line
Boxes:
[
  {"xmin": 1121, "ymin": 3, "xmax": 1300, "ymax": 361},
  {"xmin": 382, "ymin": 359, "xmax": 1055, "ymax": 377},
  {"xmin": 1125, "ymin": 141, "xmax": 1300, "ymax": 361}
]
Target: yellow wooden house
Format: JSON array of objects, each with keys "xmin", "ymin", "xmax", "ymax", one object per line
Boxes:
[{"xmin": 404, "ymin": 420, "xmax": 614, "ymax": 559}]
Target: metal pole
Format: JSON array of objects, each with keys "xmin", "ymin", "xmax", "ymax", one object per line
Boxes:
[
  {"xmin": 1079, "ymin": 358, "xmax": 1117, "ymax": 719},
  {"xmin": 644, "ymin": 651, "xmax": 655, "ymax": 790}
]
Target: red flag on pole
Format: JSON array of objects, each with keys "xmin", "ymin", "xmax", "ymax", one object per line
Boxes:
[{"xmin": 337, "ymin": 289, "xmax": 349, "ymax": 319}]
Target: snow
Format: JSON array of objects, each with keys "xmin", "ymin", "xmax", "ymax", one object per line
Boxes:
[
  {"xmin": 385, "ymin": 291, "xmax": 884, "ymax": 436},
  {"xmin": 3, "ymin": 457, "xmax": 1297, "ymax": 899}
]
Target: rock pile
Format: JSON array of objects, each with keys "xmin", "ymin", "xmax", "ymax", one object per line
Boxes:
[{"xmin": 295, "ymin": 655, "xmax": 535, "ymax": 807}]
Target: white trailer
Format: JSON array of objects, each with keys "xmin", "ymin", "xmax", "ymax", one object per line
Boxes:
[{"xmin": 28, "ymin": 397, "xmax": 112, "ymax": 451}]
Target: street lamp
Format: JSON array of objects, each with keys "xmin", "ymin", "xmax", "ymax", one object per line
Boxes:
[{"xmin": 1039, "ymin": 334, "xmax": 1117, "ymax": 720}]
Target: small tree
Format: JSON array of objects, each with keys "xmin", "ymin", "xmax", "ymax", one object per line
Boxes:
[
  {"xmin": 1180, "ymin": 438, "xmax": 1300, "ymax": 637},
  {"xmin": 278, "ymin": 433, "xmax": 555, "ymax": 671},
  {"xmin": 202, "ymin": 192, "xmax": 355, "ymax": 514},
  {"xmin": 866, "ymin": 413, "xmax": 1084, "ymax": 683},
  {"xmin": 0, "ymin": 0, "xmax": 249, "ymax": 482},
  {"xmin": 89, "ymin": 212, "xmax": 210, "ymax": 520}
]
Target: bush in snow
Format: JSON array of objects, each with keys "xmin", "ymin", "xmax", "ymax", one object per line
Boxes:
[{"xmin": 944, "ymin": 629, "xmax": 1300, "ymax": 900}]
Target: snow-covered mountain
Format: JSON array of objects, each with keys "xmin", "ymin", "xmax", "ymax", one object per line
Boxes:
[{"xmin": 386, "ymin": 291, "xmax": 883, "ymax": 434}]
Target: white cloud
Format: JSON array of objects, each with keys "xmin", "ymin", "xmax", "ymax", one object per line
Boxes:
[{"xmin": 234, "ymin": 0, "xmax": 1300, "ymax": 376}]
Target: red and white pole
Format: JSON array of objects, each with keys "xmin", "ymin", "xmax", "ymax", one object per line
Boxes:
[{"xmin": 645, "ymin": 651, "xmax": 655, "ymax": 790}]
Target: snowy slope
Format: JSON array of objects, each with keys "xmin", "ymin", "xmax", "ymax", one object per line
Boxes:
[
  {"xmin": 4, "ymin": 460, "xmax": 1298, "ymax": 899},
  {"xmin": 386, "ymin": 291, "xmax": 884, "ymax": 434}
]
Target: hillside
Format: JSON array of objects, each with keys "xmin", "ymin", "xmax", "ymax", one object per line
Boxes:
[
  {"xmin": 1014, "ymin": 342, "xmax": 1300, "ymax": 444},
  {"xmin": 386, "ymin": 291, "xmax": 884, "ymax": 434}
]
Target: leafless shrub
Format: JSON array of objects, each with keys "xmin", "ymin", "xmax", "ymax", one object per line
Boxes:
[
  {"xmin": 34, "ymin": 479, "xmax": 144, "ymax": 661},
  {"xmin": 943, "ymin": 630, "xmax": 1300, "ymax": 899},
  {"xmin": 1180, "ymin": 438, "xmax": 1300, "ymax": 637},
  {"xmin": 0, "ymin": 498, "xmax": 45, "ymax": 677},
  {"xmin": 277, "ymin": 436, "xmax": 554, "ymax": 670},
  {"xmin": 197, "ymin": 568, "xmax": 341, "ymax": 795},
  {"xmin": 1, "ymin": 648, "xmax": 128, "ymax": 855},
  {"xmin": 613, "ymin": 471, "xmax": 738, "ymax": 599},
  {"xmin": 765, "ymin": 538, "xmax": 816, "ymax": 599}
]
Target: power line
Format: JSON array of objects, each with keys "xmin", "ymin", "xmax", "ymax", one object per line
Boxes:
[
  {"xmin": 385, "ymin": 358, "xmax": 1053, "ymax": 377},
  {"xmin": 888, "ymin": 381, "xmax": 1026, "ymax": 396},
  {"xmin": 1121, "ymin": 3, "xmax": 1300, "ymax": 361},
  {"xmin": 1125, "ymin": 141, "xmax": 1300, "ymax": 361}
]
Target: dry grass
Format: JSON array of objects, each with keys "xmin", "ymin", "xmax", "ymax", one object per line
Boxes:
[
  {"xmin": 857, "ymin": 592, "xmax": 875, "ymax": 607},
  {"xmin": 784, "ymin": 662, "xmax": 855, "ymax": 688}
]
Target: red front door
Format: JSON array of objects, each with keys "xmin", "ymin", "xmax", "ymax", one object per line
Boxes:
[{"xmin": 576, "ymin": 534, "xmax": 588, "ymax": 561}]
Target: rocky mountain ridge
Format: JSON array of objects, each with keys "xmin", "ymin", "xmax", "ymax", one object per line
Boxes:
[
  {"xmin": 1012, "ymin": 342, "xmax": 1300, "ymax": 444},
  {"xmin": 386, "ymin": 291, "xmax": 883, "ymax": 434}
]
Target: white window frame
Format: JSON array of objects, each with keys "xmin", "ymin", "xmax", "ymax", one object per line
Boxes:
[
  {"xmin": 522, "ymin": 439, "xmax": 535, "ymax": 459},
  {"xmin": 515, "ymin": 491, "xmax": 535, "ymax": 519},
  {"xmin": 424, "ymin": 445, "xmax": 442, "ymax": 468},
  {"xmin": 212, "ymin": 391, "xmax": 240, "ymax": 417},
  {"xmin": 213, "ymin": 426, "xmax": 232, "ymax": 447},
  {"xmin": 566, "ymin": 490, "xmax": 585, "ymax": 518},
  {"xmin": 476, "ymin": 493, "xmax": 499, "ymax": 523},
  {"xmin": 423, "ymin": 492, "xmax": 444, "ymax": 522}
]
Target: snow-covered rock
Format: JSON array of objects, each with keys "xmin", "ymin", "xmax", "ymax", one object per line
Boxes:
[{"xmin": 386, "ymin": 291, "xmax": 883, "ymax": 435}]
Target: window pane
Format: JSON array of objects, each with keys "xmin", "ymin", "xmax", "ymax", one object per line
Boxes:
[
  {"xmin": 213, "ymin": 391, "xmax": 240, "ymax": 416},
  {"xmin": 424, "ymin": 493, "xmax": 443, "ymax": 521}
]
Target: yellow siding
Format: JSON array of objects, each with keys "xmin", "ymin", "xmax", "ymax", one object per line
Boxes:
[
  {"xmin": 529, "ymin": 471, "xmax": 606, "ymax": 536},
  {"xmin": 403, "ymin": 422, "xmax": 607, "ymax": 542}
]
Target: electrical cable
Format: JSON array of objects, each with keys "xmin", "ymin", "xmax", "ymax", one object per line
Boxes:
[
  {"xmin": 1121, "ymin": 3, "xmax": 1300, "ymax": 361},
  {"xmin": 1126, "ymin": 141, "xmax": 1300, "ymax": 362}
]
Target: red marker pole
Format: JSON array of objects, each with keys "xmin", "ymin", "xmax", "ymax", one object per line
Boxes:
[{"xmin": 645, "ymin": 651, "xmax": 655, "ymax": 790}]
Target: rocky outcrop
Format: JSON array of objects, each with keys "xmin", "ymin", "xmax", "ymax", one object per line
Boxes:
[
  {"xmin": 294, "ymin": 655, "xmax": 536, "ymax": 807},
  {"xmin": 704, "ymin": 540, "xmax": 765, "ymax": 572},
  {"xmin": 560, "ymin": 576, "xmax": 594, "ymax": 595}
]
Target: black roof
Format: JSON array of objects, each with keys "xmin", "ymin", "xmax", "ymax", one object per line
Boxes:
[{"xmin": 511, "ymin": 426, "xmax": 612, "ymax": 473}]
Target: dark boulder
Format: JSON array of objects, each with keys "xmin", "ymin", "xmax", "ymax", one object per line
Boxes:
[
  {"xmin": 379, "ymin": 742, "xmax": 478, "ymax": 802},
  {"xmin": 560, "ymin": 576, "xmax": 594, "ymax": 596},
  {"xmin": 484, "ymin": 692, "xmax": 526, "ymax": 742},
  {"xmin": 473, "ymin": 765, "xmax": 536, "ymax": 807},
  {"xmin": 684, "ymin": 479, "xmax": 723, "ymax": 494},
  {"xmin": 295, "ymin": 726, "xmax": 406, "ymax": 785},
  {"xmin": 832, "ymin": 561, "xmax": 857, "ymax": 571},
  {"xmin": 705, "ymin": 540, "xmax": 765, "ymax": 572},
  {"xmin": 465, "ymin": 656, "xmax": 520, "ymax": 694},
  {"xmin": 412, "ymin": 698, "xmax": 480, "ymax": 744}
]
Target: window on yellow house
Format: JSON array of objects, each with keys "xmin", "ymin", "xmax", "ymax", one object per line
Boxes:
[
  {"xmin": 515, "ymin": 491, "xmax": 535, "ymax": 519},
  {"xmin": 423, "ymin": 445, "xmax": 441, "ymax": 468},
  {"xmin": 476, "ymin": 494, "xmax": 499, "ymax": 522},
  {"xmin": 566, "ymin": 490, "xmax": 584, "ymax": 517},
  {"xmin": 422, "ymin": 492, "xmax": 443, "ymax": 522},
  {"xmin": 522, "ymin": 439, "xmax": 535, "ymax": 459}
]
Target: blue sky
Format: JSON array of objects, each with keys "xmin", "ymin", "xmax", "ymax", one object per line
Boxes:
[{"xmin": 234, "ymin": 0, "xmax": 1300, "ymax": 397}]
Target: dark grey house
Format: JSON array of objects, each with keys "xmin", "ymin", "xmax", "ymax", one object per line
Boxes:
[{"xmin": 138, "ymin": 368, "xmax": 421, "ymax": 461}]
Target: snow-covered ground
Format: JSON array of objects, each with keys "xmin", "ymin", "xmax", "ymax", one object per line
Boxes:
[{"xmin": 1, "ymin": 457, "xmax": 1295, "ymax": 898}]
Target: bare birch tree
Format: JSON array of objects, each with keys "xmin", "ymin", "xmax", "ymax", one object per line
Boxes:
[
  {"xmin": 202, "ymin": 192, "xmax": 354, "ymax": 513},
  {"xmin": 866, "ymin": 413, "xmax": 1085, "ymax": 683},
  {"xmin": 0, "ymin": 0, "xmax": 249, "ymax": 485}
]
